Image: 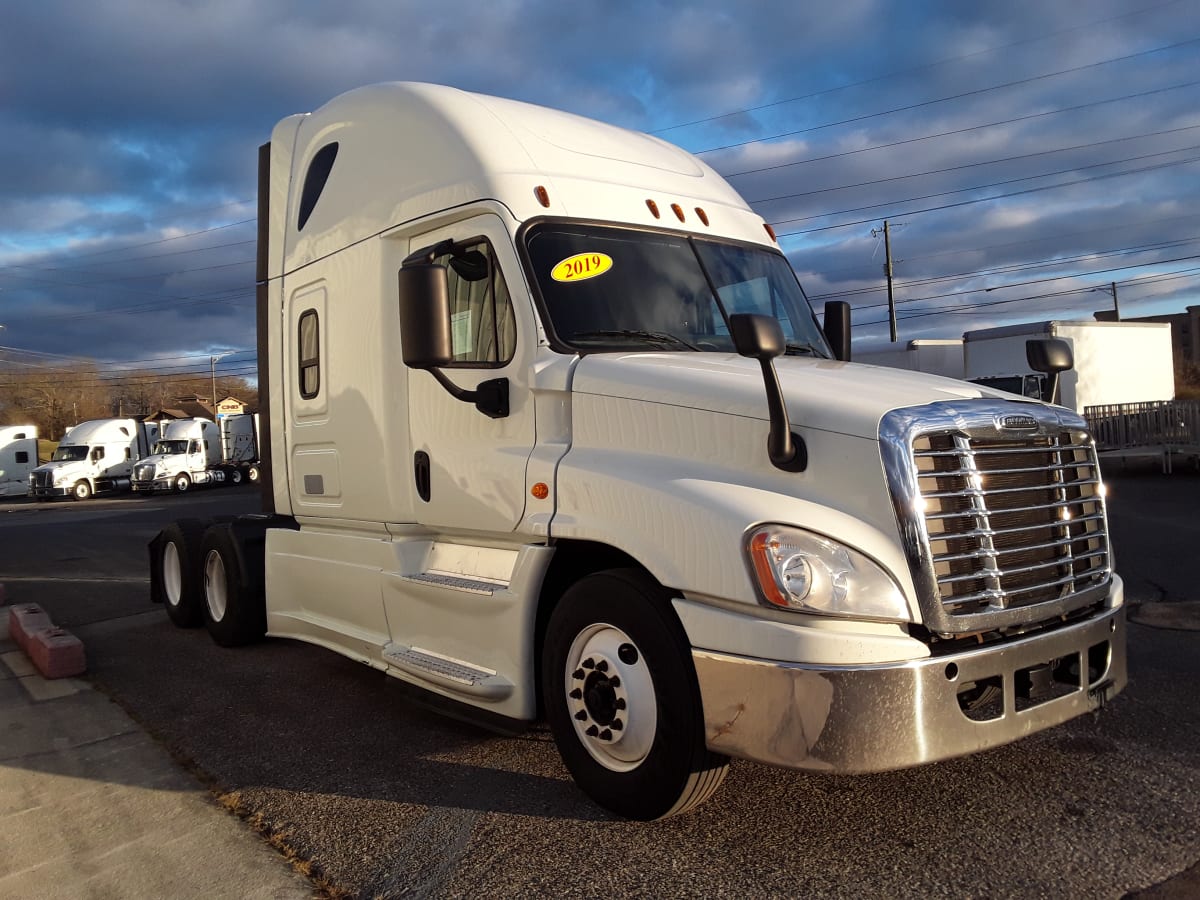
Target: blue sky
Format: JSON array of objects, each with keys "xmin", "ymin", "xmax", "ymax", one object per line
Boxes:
[{"xmin": 0, "ymin": 0, "xmax": 1197, "ymax": 383}]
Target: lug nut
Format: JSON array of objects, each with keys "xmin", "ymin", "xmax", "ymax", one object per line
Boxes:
[
  {"xmin": 599, "ymin": 729, "xmax": 613, "ymax": 741},
  {"xmin": 611, "ymin": 719, "xmax": 623, "ymax": 731},
  {"xmin": 596, "ymin": 660, "xmax": 609, "ymax": 673},
  {"xmin": 572, "ymin": 669, "xmax": 584, "ymax": 680},
  {"xmin": 569, "ymin": 688, "xmax": 582, "ymax": 700},
  {"xmin": 585, "ymin": 725, "xmax": 599, "ymax": 737},
  {"xmin": 582, "ymin": 658, "xmax": 595, "ymax": 670},
  {"xmin": 574, "ymin": 710, "xmax": 588, "ymax": 721},
  {"xmin": 615, "ymin": 698, "xmax": 626, "ymax": 710}
]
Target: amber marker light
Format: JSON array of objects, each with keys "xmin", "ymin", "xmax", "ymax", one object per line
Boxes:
[
  {"xmin": 531, "ymin": 482, "xmax": 550, "ymax": 500},
  {"xmin": 695, "ymin": 207, "xmax": 709, "ymax": 226},
  {"xmin": 764, "ymin": 223, "xmax": 778, "ymax": 243},
  {"xmin": 671, "ymin": 203, "xmax": 685, "ymax": 222},
  {"xmin": 534, "ymin": 185, "xmax": 551, "ymax": 208},
  {"xmin": 748, "ymin": 531, "xmax": 790, "ymax": 608},
  {"xmin": 646, "ymin": 199, "xmax": 661, "ymax": 219}
]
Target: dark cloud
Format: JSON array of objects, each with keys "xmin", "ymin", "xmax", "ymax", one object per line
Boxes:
[{"xmin": 0, "ymin": 0, "xmax": 1196, "ymax": 367}]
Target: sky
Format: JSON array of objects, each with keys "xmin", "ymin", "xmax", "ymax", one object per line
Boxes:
[{"xmin": 0, "ymin": 0, "xmax": 1197, "ymax": 386}]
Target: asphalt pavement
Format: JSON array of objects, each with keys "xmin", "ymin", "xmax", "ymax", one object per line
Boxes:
[{"xmin": 0, "ymin": 472, "xmax": 1198, "ymax": 898}]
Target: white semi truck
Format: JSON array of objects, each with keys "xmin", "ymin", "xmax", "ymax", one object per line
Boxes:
[
  {"xmin": 30, "ymin": 418, "xmax": 157, "ymax": 500},
  {"xmin": 151, "ymin": 83, "xmax": 1126, "ymax": 820},
  {"xmin": 133, "ymin": 415, "xmax": 261, "ymax": 493},
  {"xmin": 0, "ymin": 425, "xmax": 39, "ymax": 497}
]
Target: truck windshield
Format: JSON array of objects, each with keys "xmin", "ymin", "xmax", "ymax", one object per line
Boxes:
[
  {"xmin": 153, "ymin": 440, "xmax": 189, "ymax": 455},
  {"xmin": 524, "ymin": 223, "xmax": 829, "ymax": 356},
  {"xmin": 50, "ymin": 445, "xmax": 88, "ymax": 462}
]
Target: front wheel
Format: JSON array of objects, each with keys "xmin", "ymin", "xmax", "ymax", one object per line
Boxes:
[
  {"xmin": 542, "ymin": 568, "xmax": 729, "ymax": 820},
  {"xmin": 72, "ymin": 480, "xmax": 93, "ymax": 501},
  {"xmin": 174, "ymin": 472, "xmax": 192, "ymax": 493}
]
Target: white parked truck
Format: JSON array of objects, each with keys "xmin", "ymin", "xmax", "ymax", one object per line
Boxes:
[
  {"xmin": 151, "ymin": 83, "xmax": 1126, "ymax": 820},
  {"xmin": 963, "ymin": 320, "xmax": 1175, "ymax": 412},
  {"xmin": 30, "ymin": 418, "xmax": 157, "ymax": 500},
  {"xmin": 133, "ymin": 416, "xmax": 260, "ymax": 493},
  {"xmin": 856, "ymin": 338, "xmax": 966, "ymax": 379},
  {"xmin": 0, "ymin": 425, "xmax": 39, "ymax": 497}
]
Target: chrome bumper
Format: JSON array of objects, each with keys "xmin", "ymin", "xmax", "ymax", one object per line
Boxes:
[
  {"xmin": 29, "ymin": 485, "xmax": 71, "ymax": 498},
  {"xmin": 693, "ymin": 596, "xmax": 1126, "ymax": 773}
]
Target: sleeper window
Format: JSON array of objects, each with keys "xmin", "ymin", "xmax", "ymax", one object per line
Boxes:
[{"xmin": 299, "ymin": 309, "xmax": 320, "ymax": 398}]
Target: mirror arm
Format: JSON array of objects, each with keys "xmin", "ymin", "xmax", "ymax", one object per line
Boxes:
[
  {"xmin": 426, "ymin": 368, "xmax": 510, "ymax": 419},
  {"xmin": 756, "ymin": 358, "xmax": 807, "ymax": 472}
]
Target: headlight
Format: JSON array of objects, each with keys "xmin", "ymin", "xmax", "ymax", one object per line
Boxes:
[{"xmin": 745, "ymin": 525, "xmax": 909, "ymax": 622}]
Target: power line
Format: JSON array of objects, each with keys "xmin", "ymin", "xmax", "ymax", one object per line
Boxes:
[
  {"xmin": 651, "ymin": 0, "xmax": 1188, "ymax": 134},
  {"xmin": 694, "ymin": 36, "xmax": 1200, "ymax": 157},
  {"xmin": 774, "ymin": 152, "xmax": 1200, "ymax": 235}
]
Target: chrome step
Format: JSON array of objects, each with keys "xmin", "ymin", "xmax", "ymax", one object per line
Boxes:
[
  {"xmin": 382, "ymin": 643, "xmax": 513, "ymax": 700},
  {"xmin": 397, "ymin": 572, "xmax": 505, "ymax": 595}
]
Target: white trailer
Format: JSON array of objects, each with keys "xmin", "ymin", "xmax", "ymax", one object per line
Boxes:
[
  {"xmin": 29, "ymin": 418, "xmax": 157, "ymax": 500},
  {"xmin": 150, "ymin": 83, "xmax": 1126, "ymax": 820},
  {"xmin": 963, "ymin": 320, "xmax": 1175, "ymax": 413},
  {"xmin": 219, "ymin": 413, "xmax": 262, "ymax": 483},
  {"xmin": 0, "ymin": 425, "xmax": 39, "ymax": 497},
  {"xmin": 856, "ymin": 339, "xmax": 965, "ymax": 379}
]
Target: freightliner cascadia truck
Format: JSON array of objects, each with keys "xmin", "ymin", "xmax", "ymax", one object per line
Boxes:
[{"xmin": 150, "ymin": 83, "xmax": 1126, "ymax": 820}]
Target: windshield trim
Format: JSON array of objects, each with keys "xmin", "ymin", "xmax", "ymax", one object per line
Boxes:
[{"xmin": 516, "ymin": 216, "xmax": 826, "ymax": 357}]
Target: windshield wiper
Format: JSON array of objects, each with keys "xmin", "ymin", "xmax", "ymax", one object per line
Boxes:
[
  {"xmin": 784, "ymin": 342, "xmax": 826, "ymax": 357},
  {"xmin": 570, "ymin": 329, "xmax": 701, "ymax": 350}
]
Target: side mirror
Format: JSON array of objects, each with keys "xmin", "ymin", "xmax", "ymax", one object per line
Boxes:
[
  {"xmin": 729, "ymin": 313, "xmax": 806, "ymax": 472},
  {"xmin": 823, "ymin": 300, "xmax": 852, "ymax": 362},
  {"xmin": 398, "ymin": 264, "xmax": 453, "ymax": 369},
  {"xmin": 1026, "ymin": 338, "xmax": 1073, "ymax": 406},
  {"xmin": 90, "ymin": 448, "xmax": 101, "ymax": 462},
  {"xmin": 396, "ymin": 264, "xmax": 509, "ymax": 419}
]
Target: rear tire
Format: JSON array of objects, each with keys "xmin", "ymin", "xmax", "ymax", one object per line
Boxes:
[
  {"xmin": 228, "ymin": 467, "xmax": 243, "ymax": 485},
  {"xmin": 201, "ymin": 525, "xmax": 266, "ymax": 647},
  {"xmin": 157, "ymin": 519, "xmax": 207, "ymax": 628},
  {"xmin": 247, "ymin": 464, "xmax": 261, "ymax": 483},
  {"xmin": 542, "ymin": 568, "xmax": 729, "ymax": 820}
]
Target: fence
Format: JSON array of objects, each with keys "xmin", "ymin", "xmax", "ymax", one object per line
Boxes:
[{"xmin": 1084, "ymin": 400, "xmax": 1200, "ymax": 473}]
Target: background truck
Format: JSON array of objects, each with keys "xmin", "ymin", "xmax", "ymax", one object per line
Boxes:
[
  {"xmin": 855, "ymin": 338, "xmax": 965, "ymax": 379},
  {"xmin": 963, "ymin": 320, "xmax": 1175, "ymax": 413},
  {"xmin": 29, "ymin": 418, "xmax": 157, "ymax": 500},
  {"xmin": 149, "ymin": 82, "xmax": 1126, "ymax": 820},
  {"xmin": 134, "ymin": 415, "xmax": 262, "ymax": 493},
  {"xmin": 0, "ymin": 425, "xmax": 39, "ymax": 497}
]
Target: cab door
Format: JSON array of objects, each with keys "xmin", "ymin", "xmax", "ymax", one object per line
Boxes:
[{"xmin": 406, "ymin": 214, "xmax": 536, "ymax": 534}]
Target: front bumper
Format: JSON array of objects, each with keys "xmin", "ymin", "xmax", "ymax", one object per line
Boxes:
[
  {"xmin": 693, "ymin": 584, "xmax": 1126, "ymax": 773},
  {"xmin": 132, "ymin": 478, "xmax": 172, "ymax": 493},
  {"xmin": 29, "ymin": 485, "xmax": 72, "ymax": 498}
]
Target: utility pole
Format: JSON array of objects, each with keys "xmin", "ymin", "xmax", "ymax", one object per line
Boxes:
[
  {"xmin": 1110, "ymin": 281, "xmax": 1121, "ymax": 321},
  {"xmin": 872, "ymin": 220, "xmax": 898, "ymax": 342}
]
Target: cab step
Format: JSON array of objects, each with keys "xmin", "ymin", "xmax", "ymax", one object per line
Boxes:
[{"xmin": 382, "ymin": 643, "xmax": 513, "ymax": 700}]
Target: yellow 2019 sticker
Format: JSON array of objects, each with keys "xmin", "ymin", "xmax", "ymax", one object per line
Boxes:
[{"xmin": 551, "ymin": 252, "xmax": 613, "ymax": 283}]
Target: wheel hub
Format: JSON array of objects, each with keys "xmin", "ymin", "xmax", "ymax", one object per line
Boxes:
[{"xmin": 564, "ymin": 624, "xmax": 655, "ymax": 772}]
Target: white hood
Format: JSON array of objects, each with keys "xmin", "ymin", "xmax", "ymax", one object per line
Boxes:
[{"xmin": 570, "ymin": 353, "xmax": 1028, "ymax": 439}]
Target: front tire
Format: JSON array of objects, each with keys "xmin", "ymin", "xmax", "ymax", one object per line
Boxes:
[
  {"xmin": 174, "ymin": 472, "xmax": 192, "ymax": 493},
  {"xmin": 201, "ymin": 525, "xmax": 266, "ymax": 647},
  {"xmin": 542, "ymin": 568, "xmax": 729, "ymax": 820},
  {"xmin": 72, "ymin": 480, "xmax": 93, "ymax": 501}
]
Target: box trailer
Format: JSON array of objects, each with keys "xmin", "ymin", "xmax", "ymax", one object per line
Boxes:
[
  {"xmin": 149, "ymin": 82, "xmax": 1126, "ymax": 820},
  {"xmin": 856, "ymin": 339, "xmax": 966, "ymax": 379},
  {"xmin": 963, "ymin": 321, "xmax": 1174, "ymax": 413}
]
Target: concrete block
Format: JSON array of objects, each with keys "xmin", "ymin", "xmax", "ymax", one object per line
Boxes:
[
  {"xmin": 9, "ymin": 604, "xmax": 53, "ymax": 652},
  {"xmin": 27, "ymin": 627, "xmax": 86, "ymax": 679}
]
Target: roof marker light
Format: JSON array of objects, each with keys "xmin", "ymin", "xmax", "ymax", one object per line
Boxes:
[
  {"xmin": 671, "ymin": 203, "xmax": 685, "ymax": 222},
  {"xmin": 695, "ymin": 207, "xmax": 709, "ymax": 226},
  {"xmin": 764, "ymin": 223, "xmax": 778, "ymax": 243},
  {"xmin": 646, "ymin": 199, "xmax": 661, "ymax": 219},
  {"xmin": 535, "ymin": 186, "xmax": 551, "ymax": 208}
]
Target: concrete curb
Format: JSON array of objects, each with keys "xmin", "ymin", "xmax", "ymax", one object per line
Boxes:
[{"xmin": 1, "ymin": 584, "xmax": 87, "ymax": 678}]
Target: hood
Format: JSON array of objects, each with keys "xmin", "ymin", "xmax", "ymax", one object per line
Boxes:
[
  {"xmin": 33, "ymin": 459, "xmax": 84, "ymax": 474},
  {"xmin": 570, "ymin": 353, "xmax": 1028, "ymax": 439}
]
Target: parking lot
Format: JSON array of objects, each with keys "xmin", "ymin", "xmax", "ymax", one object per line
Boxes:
[{"xmin": 2, "ymin": 473, "xmax": 1199, "ymax": 898}]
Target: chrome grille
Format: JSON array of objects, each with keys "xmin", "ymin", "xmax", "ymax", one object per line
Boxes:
[
  {"xmin": 882, "ymin": 402, "xmax": 1113, "ymax": 635},
  {"xmin": 32, "ymin": 470, "xmax": 52, "ymax": 488},
  {"xmin": 134, "ymin": 464, "xmax": 155, "ymax": 481}
]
